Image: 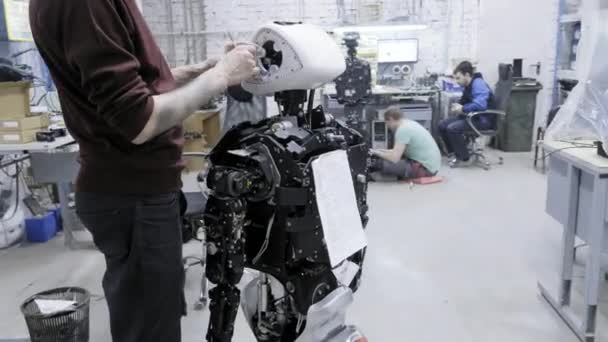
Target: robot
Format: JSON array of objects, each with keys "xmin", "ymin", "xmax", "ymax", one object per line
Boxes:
[
  {"xmin": 202, "ymin": 23, "xmax": 370, "ymax": 342},
  {"xmin": 333, "ymin": 33, "xmax": 373, "ymax": 141}
]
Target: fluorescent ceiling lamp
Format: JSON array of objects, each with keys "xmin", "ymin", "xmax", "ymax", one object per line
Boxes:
[{"xmin": 334, "ymin": 24, "xmax": 428, "ymax": 34}]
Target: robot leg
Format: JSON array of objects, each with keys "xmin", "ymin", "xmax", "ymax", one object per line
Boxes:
[
  {"xmin": 207, "ymin": 284, "xmax": 241, "ymax": 342},
  {"xmin": 204, "ymin": 196, "xmax": 247, "ymax": 342}
]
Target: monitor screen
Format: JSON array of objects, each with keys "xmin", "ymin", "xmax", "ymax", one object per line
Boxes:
[{"xmin": 377, "ymin": 39, "xmax": 419, "ymax": 63}]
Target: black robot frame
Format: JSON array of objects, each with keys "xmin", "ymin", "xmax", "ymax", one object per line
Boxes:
[{"xmin": 202, "ymin": 89, "xmax": 371, "ymax": 342}]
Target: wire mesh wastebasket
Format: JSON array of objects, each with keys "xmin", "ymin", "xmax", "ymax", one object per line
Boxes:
[{"xmin": 20, "ymin": 287, "xmax": 91, "ymax": 342}]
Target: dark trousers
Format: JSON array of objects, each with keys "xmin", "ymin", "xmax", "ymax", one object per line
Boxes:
[
  {"xmin": 76, "ymin": 192, "xmax": 185, "ymax": 342},
  {"xmin": 438, "ymin": 116, "xmax": 495, "ymax": 161},
  {"xmin": 377, "ymin": 159, "xmax": 435, "ymax": 179}
]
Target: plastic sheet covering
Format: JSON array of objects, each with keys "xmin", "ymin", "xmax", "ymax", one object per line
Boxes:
[{"xmin": 545, "ymin": 0, "xmax": 608, "ymax": 146}]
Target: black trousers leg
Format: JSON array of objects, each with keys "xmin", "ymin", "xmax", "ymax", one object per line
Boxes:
[{"xmin": 76, "ymin": 192, "xmax": 185, "ymax": 342}]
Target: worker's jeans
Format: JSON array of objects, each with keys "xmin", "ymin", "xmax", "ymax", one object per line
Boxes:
[
  {"xmin": 376, "ymin": 158, "xmax": 435, "ymax": 179},
  {"xmin": 76, "ymin": 192, "xmax": 185, "ymax": 342},
  {"xmin": 438, "ymin": 115, "xmax": 495, "ymax": 161}
]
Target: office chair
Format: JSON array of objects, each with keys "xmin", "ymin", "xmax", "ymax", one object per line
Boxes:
[{"xmin": 462, "ymin": 64, "xmax": 513, "ymax": 170}]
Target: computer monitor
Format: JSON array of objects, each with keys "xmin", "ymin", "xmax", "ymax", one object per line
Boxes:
[{"xmin": 377, "ymin": 39, "xmax": 419, "ymax": 63}]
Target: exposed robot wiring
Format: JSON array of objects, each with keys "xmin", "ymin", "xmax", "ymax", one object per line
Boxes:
[
  {"xmin": 307, "ymin": 89, "xmax": 315, "ymax": 125},
  {"xmin": 252, "ymin": 213, "xmax": 275, "ymax": 265}
]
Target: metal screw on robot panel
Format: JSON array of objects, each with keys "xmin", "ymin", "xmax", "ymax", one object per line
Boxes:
[{"xmin": 201, "ymin": 22, "xmax": 370, "ymax": 342}]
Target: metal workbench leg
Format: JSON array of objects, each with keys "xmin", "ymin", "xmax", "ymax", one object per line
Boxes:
[
  {"xmin": 539, "ymin": 164, "xmax": 587, "ymax": 342},
  {"xmin": 582, "ymin": 177, "xmax": 608, "ymax": 342},
  {"xmin": 559, "ymin": 166, "xmax": 581, "ymax": 306}
]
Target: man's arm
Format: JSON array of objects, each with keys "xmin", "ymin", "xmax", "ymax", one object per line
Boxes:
[
  {"xmin": 372, "ymin": 144, "xmax": 406, "ymax": 164},
  {"xmin": 134, "ymin": 46, "xmax": 258, "ymax": 144},
  {"xmin": 463, "ymin": 79, "xmax": 491, "ymax": 113},
  {"xmin": 171, "ymin": 58, "xmax": 219, "ymax": 88},
  {"xmin": 64, "ymin": 0, "xmax": 257, "ymax": 145}
]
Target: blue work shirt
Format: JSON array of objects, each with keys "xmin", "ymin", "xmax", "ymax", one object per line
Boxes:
[{"xmin": 462, "ymin": 77, "xmax": 492, "ymax": 113}]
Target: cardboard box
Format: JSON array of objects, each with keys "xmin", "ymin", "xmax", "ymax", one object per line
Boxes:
[
  {"xmin": 0, "ymin": 114, "xmax": 50, "ymax": 132},
  {"xmin": 182, "ymin": 127, "xmax": 209, "ymax": 173},
  {"xmin": 0, "ymin": 81, "xmax": 31, "ymax": 119},
  {"xmin": 182, "ymin": 109, "xmax": 221, "ymax": 173},
  {"xmin": 0, "ymin": 129, "xmax": 37, "ymax": 144},
  {"xmin": 183, "ymin": 144, "xmax": 211, "ymax": 173},
  {"xmin": 201, "ymin": 110, "xmax": 221, "ymax": 147}
]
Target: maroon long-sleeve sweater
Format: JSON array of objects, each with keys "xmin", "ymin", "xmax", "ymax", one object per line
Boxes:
[{"xmin": 30, "ymin": 0, "xmax": 185, "ymax": 194}]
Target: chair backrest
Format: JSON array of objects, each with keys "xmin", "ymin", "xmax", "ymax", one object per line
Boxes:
[{"xmin": 492, "ymin": 64, "xmax": 514, "ymax": 111}]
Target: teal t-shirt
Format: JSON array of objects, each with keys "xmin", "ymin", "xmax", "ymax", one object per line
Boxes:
[{"xmin": 394, "ymin": 120, "xmax": 441, "ymax": 174}]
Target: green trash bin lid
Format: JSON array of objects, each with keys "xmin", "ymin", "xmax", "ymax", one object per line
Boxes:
[{"xmin": 512, "ymin": 79, "xmax": 543, "ymax": 92}]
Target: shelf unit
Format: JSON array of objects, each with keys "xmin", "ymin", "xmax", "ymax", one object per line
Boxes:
[{"xmin": 552, "ymin": 0, "xmax": 582, "ymax": 107}]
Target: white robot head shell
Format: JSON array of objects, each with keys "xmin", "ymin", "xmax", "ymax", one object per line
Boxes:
[{"xmin": 242, "ymin": 22, "xmax": 346, "ymax": 96}]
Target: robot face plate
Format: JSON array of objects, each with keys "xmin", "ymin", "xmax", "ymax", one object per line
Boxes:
[{"xmin": 242, "ymin": 22, "xmax": 346, "ymax": 95}]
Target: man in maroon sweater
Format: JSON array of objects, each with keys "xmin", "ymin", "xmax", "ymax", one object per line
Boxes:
[{"xmin": 29, "ymin": 1, "xmax": 258, "ymax": 341}]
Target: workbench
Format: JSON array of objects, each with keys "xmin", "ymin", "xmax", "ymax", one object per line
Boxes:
[
  {"xmin": 539, "ymin": 140, "xmax": 608, "ymax": 342},
  {"xmin": 322, "ymin": 84, "xmax": 439, "ymax": 132},
  {"xmin": 0, "ymin": 136, "xmax": 83, "ymax": 249}
]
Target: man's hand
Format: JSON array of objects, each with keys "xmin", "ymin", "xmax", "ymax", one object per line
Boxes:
[
  {"xmin": 370, "ymin": 149, "xmax": 388, "ymax": 156},
  {"xmin": 215, "ymin": 44, "xmax": 260, "ymax": 86},
  {"xmin": 132, "ymin": 45, "xmax": 260, "ymax": 145},
  {"xmin": 172, "ymin": 58, "xmax": 219, "ymax": 87},
  {"xmin": 451, "ymin": 103, "xmax": 464, "ymax": 114}
]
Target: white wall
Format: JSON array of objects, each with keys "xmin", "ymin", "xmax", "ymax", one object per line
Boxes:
[
  {"xmin": 141, "ymin": 0, "xmax": 561, "ymax": 133},
  {"xmin": 446, "ymin": 0, "xmax": 481, "ymax": 71},
  {"xmin": 142, "ymin": 0, "xmax": 481, "ymax": 72},
  {"xmin": 477, "ymin": 0, "xmax": 560, "ymax": 131},
  {"xmin": 142, "ymin": 0, "xmax": 206, "ymax": 67}
]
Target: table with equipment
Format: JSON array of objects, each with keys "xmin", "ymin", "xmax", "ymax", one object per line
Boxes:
[
  {"xmin": 539, "ymin": 140, "xmax": 608, "ymax": 342},
  {"xmin": 0, "ymin": 136, "xmax": 82, "ymax": 248},
  {"xmin": 322, "ymin": 84, "xmax": 438, "ymax": 149}
]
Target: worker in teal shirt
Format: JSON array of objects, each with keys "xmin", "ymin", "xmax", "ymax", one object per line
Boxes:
[{"xmin": 371, "ymin": 106, "xmax": 441, "ymax": 180}]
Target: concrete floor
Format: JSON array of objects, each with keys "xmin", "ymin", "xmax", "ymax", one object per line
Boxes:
[{"xmin": 0, "ymin": 152, "xmax": 599, "ymax": 341}]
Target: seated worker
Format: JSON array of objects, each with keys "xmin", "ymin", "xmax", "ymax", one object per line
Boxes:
[
  {"xmin": 438, "ymin": 61, "xmax": 495, "ymax": 167},
  {"xmin": 371, "ymin": 106, "xmax": 441, "ymax": 180}
]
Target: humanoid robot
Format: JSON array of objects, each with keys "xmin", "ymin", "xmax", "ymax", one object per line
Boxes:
[
  {"xmin": 334, "ymin": 33, "xmax": 373, "ymax": 141},
  {"xmin": 202, "ymin": 23, "xmax": 370, "ymax": 342}
]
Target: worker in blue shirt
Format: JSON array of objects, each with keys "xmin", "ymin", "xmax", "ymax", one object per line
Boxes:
[{"xmin": 439, "ymin": 61, "xmax": 495, "ymax": 167}]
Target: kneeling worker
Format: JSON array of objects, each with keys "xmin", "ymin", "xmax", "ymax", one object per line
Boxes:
[{"xmin": 371, "ymin": 107, "xmax": 441, "ymax": 180}]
